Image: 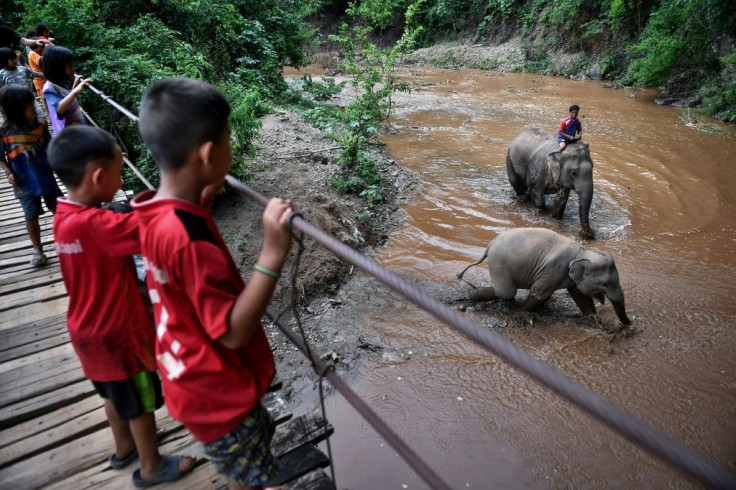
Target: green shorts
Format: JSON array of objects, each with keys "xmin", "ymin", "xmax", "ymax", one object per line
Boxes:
[{"xmin": 92, "ymin": 371, "xmax": 163, "ymax": 420}]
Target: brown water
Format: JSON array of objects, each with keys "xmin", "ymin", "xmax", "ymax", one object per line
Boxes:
[{"xmin": 301, "ymin": 68, "xmax": 736, "ymax": 488}]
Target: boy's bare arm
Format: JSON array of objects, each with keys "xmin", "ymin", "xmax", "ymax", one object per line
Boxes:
[{"xmin": 219, "ymin": 198, "xmax": 292, "ymax": 349}]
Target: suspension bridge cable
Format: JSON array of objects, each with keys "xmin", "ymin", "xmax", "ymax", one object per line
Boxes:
[
  {"xmin": 80, "ymin": 109, "xmax": 155, "ymax": 190},
  {"xmin": 226, "ymin": 175, "xmax": 736, "ymax": 490}
]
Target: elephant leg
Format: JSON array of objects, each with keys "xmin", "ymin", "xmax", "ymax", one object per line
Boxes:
[
  {"xmin": 531, "ymin": 185, "xmax": 546, "ymax": 210},
  {"xmin": 520, "ymin": 294, "xmax": 546, "ymax": 312},
  {"xmin": 550, "ymin": 188, "xmax": 570, "ymax": 219},
  {"xmin": 506, "ymin": 155, "xmax": 526, "ymax": 197},
  {"xmin": 567, "ymin": 287, "xmax": 596, "ymax": 315},
  {"xmin": 468, "ymin": 286, "xmax": 498, "ymax": 302}
]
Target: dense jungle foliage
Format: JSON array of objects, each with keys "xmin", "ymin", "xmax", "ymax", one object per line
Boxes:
[{"xmin": 4, "ymin": 0, "xmax": 735, "ymax": 190}]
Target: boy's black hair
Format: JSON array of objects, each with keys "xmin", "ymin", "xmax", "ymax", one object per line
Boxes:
[
  {"xmin": 0, "ymin": 85, "xmax": 35, "ymax": 129},
  {"xmin": 48, "ymin": 126, "xmax": 118, "ymax": 189},
  {"xmin": 0, "ymin": 47, "xmax": 17, "ymax": 67},
  {"xmin": 569, "ymin": 104, "xmax": 580, "ymax": 112},
  {"xmin": 35, "ymin": 22, "xmax": 49, "ymax": 36},
  {"xmin": 138, "ymin": 78, "xmax": 231, "ymax": 171},
  {"xmin": 41, "ymin": 45, "xmax": 74, "ymax": 86}
]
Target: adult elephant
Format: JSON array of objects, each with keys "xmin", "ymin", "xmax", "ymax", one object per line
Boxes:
[
  {"xmin": 506, "ymin": 128, "xmax": 595, "ymax": 239},
  {"xmin": 457, "ymin": 228, "xmax": 631, "ymax": 331}
]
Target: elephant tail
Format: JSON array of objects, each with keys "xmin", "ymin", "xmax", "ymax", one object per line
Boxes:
[{"xmin": 457, "ymin": 250, "xmax": 489, "ymax": 281}]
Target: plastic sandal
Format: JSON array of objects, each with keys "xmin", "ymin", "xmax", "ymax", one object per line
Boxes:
[
  {"xmin": 109, "ymin": 449, "xmax": 139, "ymax": 469},
  {"xmin": 132, "ymin": 455, "xmax": 193, "ymax": 488},
  {"xmin": 30, "ymin": 252, "xmax": 47, "ymax": 267}
]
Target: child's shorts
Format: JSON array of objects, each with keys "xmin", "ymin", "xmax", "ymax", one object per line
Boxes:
[
  {"xmin": 92, "ymin": 371, "xmax": 164, "ymax": 420},
  {"xmin": 19, "ymin": 191, "xmax": 60, "ymax": 220},
  {"xmin": 201, "ymin": 403, "xmax": 279, "ymax": 487}
]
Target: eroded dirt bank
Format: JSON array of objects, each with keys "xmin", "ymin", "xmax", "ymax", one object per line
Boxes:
[{"xmin": 213, "ymin": 110, "xmax": 421, "ymax": 402}]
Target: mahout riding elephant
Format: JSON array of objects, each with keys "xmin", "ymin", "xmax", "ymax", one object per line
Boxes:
[
  {"xmin": 507, "ymin": 128, "xmax": 595, "ymax": 240},
  {"xmin": 457, "ymin": 228, "xmax": 631, "ymax": 329}
]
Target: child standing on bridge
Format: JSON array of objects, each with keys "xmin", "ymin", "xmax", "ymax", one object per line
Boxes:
[
  {"xmin": 558, "ymin": 104, "xmax": 583, "ymax": 151},
  {"xmin": 0, "ymin": 47, "xmax": 47, "ymax": 125},
  {"xmin": 0, "ymin": 85, "xmax": 61, "ymax": 266},
  {"xmin": 133, "ymin": 77, "xmax": 292, "ymax": 490},
  {"xmin": 48, "ymin": 126, "xmax": 195, "ymax": 488},
  {"xmin": 40, "ymin": 45, "xmax": 89, "ymax": 134}
]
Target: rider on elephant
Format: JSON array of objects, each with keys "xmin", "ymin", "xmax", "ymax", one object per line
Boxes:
[{"xmin": 558, "ymin": 104, "xmax": 583, "ymax": 152}]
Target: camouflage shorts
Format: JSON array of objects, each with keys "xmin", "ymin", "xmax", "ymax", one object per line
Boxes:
[{"xmin": 201, "ymin": 404, "xmax": 278, "ymax": 486}]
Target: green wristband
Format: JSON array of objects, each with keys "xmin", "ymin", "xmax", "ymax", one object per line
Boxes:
[{"xmin": 254, "ymin": 263, "xmax": 281, "ymax": 280}]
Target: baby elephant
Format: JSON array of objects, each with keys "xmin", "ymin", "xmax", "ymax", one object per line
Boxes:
[{"xmin": 457, "ymin": 228, "xmax": 631, "ymax": 328}]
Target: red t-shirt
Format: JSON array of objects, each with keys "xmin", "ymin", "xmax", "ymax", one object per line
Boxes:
[
  {"xmin": 53, "ymin": 199, "xmax": 156, "ymax": 381},
  {"xmin": 131, "ymin": 191, "xmax": 275, "ymax": 443}
]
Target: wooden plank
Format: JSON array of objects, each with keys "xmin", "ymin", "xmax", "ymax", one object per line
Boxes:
[
  {"xmin": 0, "ymin": 256, "xmax": 60, "ymax": 280},
  {"xmin": 271, "ymin": 412, "xmax": 333, "ymax": 458},
  {"xmin": 0, "ymin": 270, "xmax": 63, "ymax": 295},
  {"xmin": 0, "ymin": 264, "xmax": 62, "ymax": 288},
  {"xmin": 0, "ymin": 281, "xmax": 67, "ymax": 313},
  {"xmin": 0, "ymin": 342, "xmax": 75, "ymax": 374},
  {"xmin": 0, "ymin": 380, "xmax": 95, "ymax": 428},
  {"xmin": 271, "ymin": 444, "xmax": 330, "ymax": 486},
  {"xmin": 0, "ymin": 394, "xmax": 102, "ymax": 451},
  {"xmin": 0, "ymin": 403, "xmax": 107, "ymax": 468},
  {"xmin": 0, "ymin": 329, "xmax": 69, "ymax": 363},
  {"xmin": 0, "ymin": 296, "xmax": 68, "ymax": 331},
  {"xmin": 0, "ymin": 222, "xmax": 53, "ymax": 242},
  {"xmin": 0, "ymin": 313, "xmax": 66, "ymax": 351},
  {"xmin": 262, "ymin": 391, "xmax": 292, "ymax": 426},
  {"xmin": 0, "ymin": 248, "xmax": 58, "ymax": 268},
  {"xmin": 0, "ymin": 239, "xmax": 57, "ymax": 259},
  {"xmin": 0, "ymin": 411, "xmax": 185, "ymax": 488},
  {"xmin": 0, "ymin": 352, "xmax": 83, "ymax": 407},
  {"xmin": 291, "ymin": 469, "xmax": 336, "ymax": 490}
]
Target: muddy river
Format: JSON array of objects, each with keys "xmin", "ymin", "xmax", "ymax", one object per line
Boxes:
[{"xmin": 300, "ymin": 68, "xmax": 736, "ymax": 488}]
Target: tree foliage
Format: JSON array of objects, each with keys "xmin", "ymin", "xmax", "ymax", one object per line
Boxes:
[{"xmin": 7, "ymin": 0, "xmax": 311, "ymax": 188}]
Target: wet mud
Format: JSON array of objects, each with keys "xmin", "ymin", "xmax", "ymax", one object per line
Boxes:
[{"xmin": 292, "ymin": 68, "xmax": 736, "ymax": 488}]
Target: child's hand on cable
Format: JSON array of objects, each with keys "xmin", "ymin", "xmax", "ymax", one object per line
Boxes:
[
  {"xmin": 260, "ymin": 198, "xmax": 293, "ymax": 265},
  {"xmin": 72, "ymin": 75, "xmax": 92, "ymax": 92}
]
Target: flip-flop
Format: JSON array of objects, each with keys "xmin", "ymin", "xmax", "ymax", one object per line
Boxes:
[
  {"xmin": 132, "ymin": 455, "xmax": 192, "ymax": 488},
  {"xmin": 109, "ymin": 449, "xmax": 139, "ymax": 469}
]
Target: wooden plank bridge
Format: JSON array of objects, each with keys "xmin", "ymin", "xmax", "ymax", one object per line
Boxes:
[{"xmin": 0, "ymin": 173, "xmax": 335, "ymax": 489}]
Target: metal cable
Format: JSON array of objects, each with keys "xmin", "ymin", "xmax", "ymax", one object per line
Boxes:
[
  {"xmin": 80, "ymin": 109, "xmax": 154, "ymax": 190},
  {"xmin": 227, "ymin": 175, "xmax": 736, "ymax": 490}
]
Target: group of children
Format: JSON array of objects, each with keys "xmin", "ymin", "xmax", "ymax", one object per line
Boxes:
[
  {"xmin": 1, "ymin": 21, "xmax": 92, "ymax": 266},
  {"xmin": 2, "ymin": 74, "xmax": 291, "ymax": 489}
]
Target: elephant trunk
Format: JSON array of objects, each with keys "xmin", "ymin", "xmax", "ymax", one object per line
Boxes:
[{"xmin": 611, "ymin": 299, "xmax": 631, "ymax": 325}]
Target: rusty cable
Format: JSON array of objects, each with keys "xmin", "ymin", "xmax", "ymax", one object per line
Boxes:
[{"xmin": 227, "ymin": 175, "xmax": 736, "ymax": 490}]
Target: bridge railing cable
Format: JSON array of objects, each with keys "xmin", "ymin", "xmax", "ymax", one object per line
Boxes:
[{"xmin": 84, "ymin": 86, "xmax": 736, "ymax": 490}]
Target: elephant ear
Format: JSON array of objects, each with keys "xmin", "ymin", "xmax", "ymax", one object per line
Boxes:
[
  {"xmin": 545, "ymin": 152, "xmax": 562, "ymax": 185},
  {"xmin": 569, "ymin": 259, "xmax": 590, "ymax": 284}
]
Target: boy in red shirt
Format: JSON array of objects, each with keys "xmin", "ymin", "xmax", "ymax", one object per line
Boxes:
[
  {"xmin": 133, "ymin": 77, "xmax": 292, "ymax": 490},
  {"xmin": 48, "ymin": 126, "xmax": 195, "ymax": 488}
]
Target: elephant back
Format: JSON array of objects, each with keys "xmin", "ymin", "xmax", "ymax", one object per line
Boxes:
[{"xmin": 509, "ymin": 129, "xmax": 558, "ymax": 176}]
